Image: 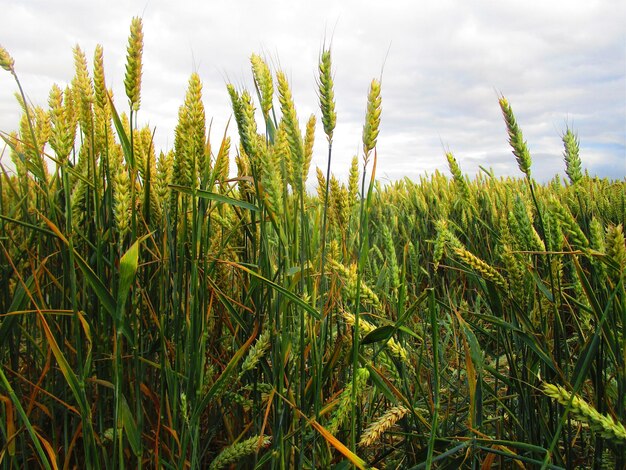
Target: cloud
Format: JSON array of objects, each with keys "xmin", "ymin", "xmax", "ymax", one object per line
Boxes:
[{"xmin": 0, "ymin": 0, "xmax": 624, "ymax": 182}]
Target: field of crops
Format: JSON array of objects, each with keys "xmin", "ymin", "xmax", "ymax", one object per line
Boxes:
[{"xmin": 0, "ymin": 18, "xmax": 624, "ymax": 469}]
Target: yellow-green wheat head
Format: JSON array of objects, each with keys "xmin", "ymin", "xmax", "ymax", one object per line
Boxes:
[
  {"xmin": 362, "ymin": 78, "xmax": 382, "ymax": 160},
  {"xmin": 0, "ymin": 45, "xmax": 15, "ymax": 73},
  {"xmin": 124, "ymin": 17, "xmax": 144, "ymax": 111}
]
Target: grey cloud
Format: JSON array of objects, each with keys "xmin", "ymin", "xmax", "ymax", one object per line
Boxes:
[{"xmin": 0, "ymin": 0, "xmax": 623, "ymax": 183}]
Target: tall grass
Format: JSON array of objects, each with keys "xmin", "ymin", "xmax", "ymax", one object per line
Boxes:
[{"xmin": 0, "ymin": 19, "xmax": 624, "ymax": 469}]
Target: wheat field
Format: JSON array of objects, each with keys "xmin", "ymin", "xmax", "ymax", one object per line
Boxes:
[{"xmin": 0, "ymin": 18, "xmax": 624, "ymax": 469}]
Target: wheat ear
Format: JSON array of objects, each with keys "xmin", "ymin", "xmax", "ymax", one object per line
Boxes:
[
  {"xmin": 124, "ymin": 17, "xmax": 143, "ymax": 111},
  {"xmin": 360, "ymin": 406, "xmax": 409, "ymax": 447},
  {"xmin": 209, "ymin": 435, "xmax": 272, "ymax": 470},
  {"xmin": 543, "ymin": 383, "xmax": 626, "ymax": 444},
  {"xmin": 499, "ymin": 96, "xmax": 532, "ymax": 178},
  {"xmin": 0, "ymin": 45, "xmax": 15, "ymax": 73}
]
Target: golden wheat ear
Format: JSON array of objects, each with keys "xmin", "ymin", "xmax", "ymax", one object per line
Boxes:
[
  {"xmin": 0, "ymin": 45, "xmax": 15, "ymax": 73},
  {"xmin": 360, "ymin": 406, "xmax": 408, "ymax": 448}
]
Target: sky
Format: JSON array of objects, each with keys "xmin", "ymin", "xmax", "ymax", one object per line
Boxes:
[{"xmin": 0, "ymin": 0, "xmax": 624, "ymax": 183}]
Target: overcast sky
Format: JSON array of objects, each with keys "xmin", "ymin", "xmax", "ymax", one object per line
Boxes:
[{"xmin": 1, "ymin": 0, "xmax": 624, "ymax": 183}]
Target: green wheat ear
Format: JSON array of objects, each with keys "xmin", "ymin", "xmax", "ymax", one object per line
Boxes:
[
  {"xmin": 362, "ymin": 78, "xmax": 382, "ymax": 160},
  {"xmin": 228, "ymin": 84, "xmax": 260, "ymax": 168},
  {"xmin": 606, "ymin": 223, "xmax": 626, "ymax": 284},
  {"xmin": 124, "ymin": 17, "xmax": 144, "ymax": 111},
  {"xmin": 446, "ymin": 151, "xmax": 470, "ymax": 201},
  {"xmin": 209, "ymin": 435, "xmax": 272, "ymax": 470},
  {"xmin": 48, "ymin": 84, "xmax": 76, "ymax": 161},
  {"xmin": 542, "ymin": 383, "xmax": 626, "ymax": 444},
  {"xmin": 239, "ymin": 90, "xmax": 259, "ymax": 160},
  {"xmin": 562, "ymin": 127, "xmax": 582, "ymax": 185},
  {"xmin": 93, "ymin": 44, "xmax": 107, "ymax": 110},
  {"xmin": 113, "ymin": 163, "xmax": 132, "ymax": 240},
  {"xmin": 213, "ymin": 136, "xmax": 231, "ymax": 184},
  {"xmin": 276, "ymin": 70, "xmax": 304, "ymax": 192},
  {"xmin": 348, "ymin": 155, "xmax": 360, "ymax": 205},
  {"xmin": 318, "ymin": 48, "xmax": 336, "ymax": 142},
  {"xmin": 499, "ymin": 95, "xmax": 532, "ymax": 178},
  {"xmin": 316, "ymin": 167, "xmax": 327, "ymax": 204},
  {"xmin": 250, "ymin": 53, "xmax": 274, "ymax": 122},
  {"xmin": 326, "ymin": 368, "xmax": 369, "ymax": 435},
  {"xmin": 183, "ymin": 72, "xmax": 207, "ymax": 186},
  {"xmin": 453, "ymin": 247, "xmax": 509, "ymax": 291},
  {"xmin": 72, "ymin": 45, "xmax": 94, "ymax": 136},
  {"xmin": 303, "ymin": 114, "xmax": 316, "ymax": 186}
]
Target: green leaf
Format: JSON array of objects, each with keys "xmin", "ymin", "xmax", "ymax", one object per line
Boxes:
[
  {"xmin": 364, "ymin": 362, "xmax": 396, "ymax": 402},
  {"xmin": 531, "ymin": 270, "xmax": 554, "ymax": 302},
  {"xmin": 0, "ymin": 214, "xmax": 56, "ymax": 238},
  {"xmin": 0, "ymin": 365, "xmax": 53, "ymax": 470},
  {"xmin": 398, "ymin": 325, "xmax": 422, "ymax": 341},
  {"xmin": 459, "ymin": 320, "xmax": 484, "ymax": 374},
  {"xmin": 0, "ymin": 275, "xmax": 34, "ymax": 347},
  {"xmin": 207, "ymin": 277, "xmax": 250, "ymax": 336},
  {"xmin": 472, "ymin": 313, "xmax": 557, "ymax": 373},
  {"xmin": 361, "ymin": 325, "xmax": 421, "ymax": 345},
  {"xmin": 38, "ymin": 311, "xmax": 90, "ymax": 416},
  {"xmin": 74, "ymin": 250, "xmax": 116, "ymax": 318},
  {"xmin": 191, "ymin": 326, "xmax": 258, "ymax": 422},
  {"xmin": 116, "ymin": 239, "xmax": 140, "ymax": 322},
  {"xmin": 0, "ymin": 135, "xmax": 45, "ymax": 181},
  {"xmin": 120, "ymin": 394, "xmax": 141, "ymax": 457},
  {"xmin": 231, "ymin": 261, "xmax": 321, "ymax": 320},
  {"xmin": 362, "ymin": 325, "xmax": 394, "ymax": 345},
  {"xmin": 39, "ymin": 209, "xmax": 117, "ymax": 319},
  {"xmin": 170, "ymin": 184, "xmax": 259, "ymax": 212},
  {"xmin": 108, "ymin": 94, "xmax": 134, "ymax": 168}
]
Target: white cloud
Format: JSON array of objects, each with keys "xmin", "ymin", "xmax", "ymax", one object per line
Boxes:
[{"xmin": 1, "ymin": 0, "xmax": 624, "ymax": 181}]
